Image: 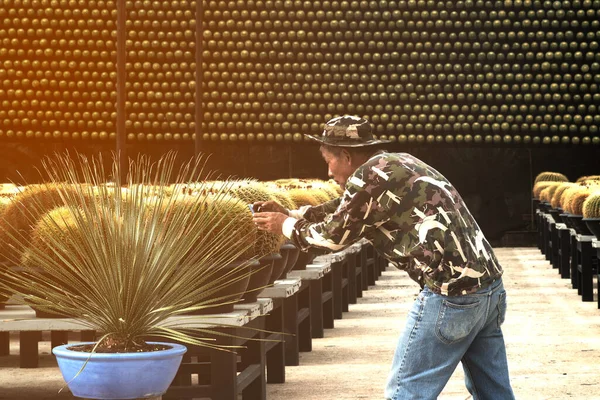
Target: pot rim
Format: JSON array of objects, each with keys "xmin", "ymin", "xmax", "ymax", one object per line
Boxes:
[{"xmin": 52, "ymin": 341, "xmax": 187, "ymax": 360}]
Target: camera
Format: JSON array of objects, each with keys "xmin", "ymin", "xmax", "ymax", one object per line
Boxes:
[{"xmin": 248, "ymin": 204, "xmax": 262, "ymax": 214}]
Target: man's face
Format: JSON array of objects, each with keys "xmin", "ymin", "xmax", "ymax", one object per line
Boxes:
[{"xmin": 320, "ymin": 146, "xmax": 355, "ymax": 190}]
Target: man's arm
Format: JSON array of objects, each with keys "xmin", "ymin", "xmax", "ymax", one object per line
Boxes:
[
  {"xmin": 289, "ymin": 197, "xmax": 342, "ymax": 222},
  {"xmin": 283, "ymin": 158, "xmax": 410, "ymax": 252}
]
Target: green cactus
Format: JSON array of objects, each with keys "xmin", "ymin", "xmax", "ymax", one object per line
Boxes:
[
  {"xmin": 533, "ymin": 181, "xmax": 560, "ymax": 199},
  {"xmin": 534, "ymin": 171, "xmax": 569, "ymax": 184},
  {"xmin": 582, "ymin": 193, "xmax": 600, "ymax": 218},
  {"xmin": 21, "ymin": 207, "xmax": 87, "ymax": 271},
  {"xmin": 0, "ymin": 183, "xmax": 91, "ymax": 263},
  {"xmin": 287, "ymin": 188, "xmax": 320, "ymax": 207},
  {"xmin": 270, "ymin": 190, "xmax": 297, "ymax": 210},
  {"xmin": 568, "ymin": 189, "xmax": 592, "ymax": 216},
  {"xmin": 226, "ymin": 181, "xmax": 285, "ymax": 258},
  {"xmin": 576, "ymin": 175, "xmax": 600, "ymax": 183},
  {"xmin": 551, "ymin": 183, "xmax": 577, "ymax": 209}
]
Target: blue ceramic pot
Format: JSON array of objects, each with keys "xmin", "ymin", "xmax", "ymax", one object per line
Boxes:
[{"xmin": 53, "ymin": 341, "xmax": 186, "ymax": 399}]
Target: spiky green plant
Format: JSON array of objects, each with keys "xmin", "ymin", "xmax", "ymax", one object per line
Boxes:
[
  {"xmin": 0, "ymin": 152, "xmax": 257, "ymax": 352},
  {"xmin": 534, "ymin": 171, "xmax": 569, "ymax": 184},
  {"xmin": 582, "ymin": 193, "xmax": 600, "ymax": 218}
]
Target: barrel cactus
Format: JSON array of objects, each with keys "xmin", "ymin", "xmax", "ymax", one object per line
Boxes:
[
  {"xmin": 534, "ymin": 171, "xmax": 569, "ymax": 184},
  {"xmin": 583, "ymin": 193, "xmax": 600, "ymax": 219},
  {"xmin": 551, "ymin": 183, "xmax": 577, "ymax": 209},
  {"xmin": 21, "ymin": 207, "xmax": 88, "ymax": 271},
  {"xmin": 0, "ymin": 183, "xmax": 89, "ymax": 263},
  {"xmin": 287, "ymin": 188, "xmax": 320, "ymax": 207},
  {"xmin": 226, "ymin": 181, "xmax": 286, "ymax": 258},
  {"xmin": 539, "ymin": 185, "xmax": 560, "ymax": 204},
  {"xmin": 533, "ymin": 181, "xmax": 561, "ymax": 200},
  {"xmin": 307, "ymin": 187, "xmax": 333, "ymax": 204},
  {"xmin": 270, "ymin": 190, "xmax": 297, "ymax": 210},
  {"xmin": 576, "ymin": 175, "xmax": 600, "ymax": 183},
  {"xmin": 566, "ymin": 188, "xmax": 592, "ymax": 216}
]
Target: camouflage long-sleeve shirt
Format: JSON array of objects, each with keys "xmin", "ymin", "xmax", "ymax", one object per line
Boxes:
[{"xmin": 287, "ymin": 151, "xmax": 503, "ymax": 296}]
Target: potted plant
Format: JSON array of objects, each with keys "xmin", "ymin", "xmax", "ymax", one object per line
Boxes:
[
  {"xmin": 0, "ymin": 152, "xmax": 257, "ymax": 399},
  {"xmin": 534, "ymin": 171, "xmax": 569, "ymax": 184},
  {"xmin": 227, "ymin": 181, "xmax": 286, "ymax": 300},
  {"xmin": 583, "ymin": 192, "xmax": 600, "ymax": 240},
  {"xmin": 562, "ymin": 186, "xmax": 593, "ymax": 235},
  {"xmin": 533, "ymin": 173, "xmax": 567, "ymax": 214},
  {"xmin": 539, "ymin": 185, "xmax": 562, "ymax": 221}
]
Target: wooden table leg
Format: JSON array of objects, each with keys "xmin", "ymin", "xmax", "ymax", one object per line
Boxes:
[
  {"xmin": 322, "ymin": 270, "xmax": 335, "ymax": 330},
  {"xmin": 297, "ymin": 283, "xmax": 312, "ymax": 353},
  {"xmin": 266, "ymin": 299, "xmax": 285, "ymax": 383},
  {"xmin": 580, "ymin": 240, "xmax": 594, "ymax": 302},
  {"xmin": 210, "ymin": 335, "xmax": 237, "ymax": 400},
  {"xmin": 309, "ymin": 279, "xmax": 324, "ymax": 338},
  {"xmin": 51, "ymin": 331, "xmax": 69, "ymax": 349},
  {"xmin": 80, "ymin": 330, "xmax": 96, "ymax": 342},
  {"xmin": 283, "ymin": 295, "xmax": 299, "ymax": 366},
  {"xmin": 346, "ymin": 255, "xmax": 357, "ymax": 304},
  {"xmin": 241, "ymin": 330, "xmax": 266, "ymax": 400},
  {"xmin": 570, "ymin": 234, "xmax": 578, "ymax": 289},
  {"xmin": 20, "ymin": 331, "xmax": 40, "ymax": 368},
  {"xmin": 0, "ymin": 332, "xmax": 9, "ymax": 356},
  {"xmin": 331, "ymin": 261, "xmax": 343, "ymax": 319}
]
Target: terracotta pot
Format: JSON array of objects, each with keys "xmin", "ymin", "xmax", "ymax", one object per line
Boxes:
[
  {"xmin": 241, "ymin": 255, "xmax": 275, "ymax": 303},
  {"xmin": 183, "ymin": 259, "xmax": 256, "ymax": 315}
]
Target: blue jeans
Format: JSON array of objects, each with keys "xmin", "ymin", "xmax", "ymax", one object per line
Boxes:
[{"xmin": 384, "ymin": 278, "xmax": 515, "ymax": 400}]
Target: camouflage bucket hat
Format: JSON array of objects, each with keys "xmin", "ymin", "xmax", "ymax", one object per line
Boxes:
[{"xmin": 306, "ymin": 115, "xmax": 391, "ymax": 147}]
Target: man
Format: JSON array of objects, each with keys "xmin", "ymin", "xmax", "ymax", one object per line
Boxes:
[{"xmin": 253, "ymin": 115, "xmax": 515, "ymax": 400}]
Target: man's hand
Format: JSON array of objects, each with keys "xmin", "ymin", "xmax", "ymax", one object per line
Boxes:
[
  {"xmin": 252, "ymin": 200, "xmax": 289, "ymax": 215},
  {"xmin": 253, "ymin": 212, "xmax": 288, "ymax": 235}
]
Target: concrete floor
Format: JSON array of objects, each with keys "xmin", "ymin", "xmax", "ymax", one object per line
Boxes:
[{"xmin": 1, "ymin": 247, "xmax": 600, "ymax": 399}]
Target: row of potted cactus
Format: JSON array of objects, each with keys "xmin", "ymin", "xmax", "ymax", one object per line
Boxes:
[
  {"xmin": 0, "ymin": 153, "xmax": 342, "ymax": 399},
  {"xmin": 533, "ymin": 171, "xmax": 600, "ymax": 239}
]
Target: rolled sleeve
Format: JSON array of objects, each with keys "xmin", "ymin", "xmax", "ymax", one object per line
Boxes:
[{"xmin": 282, "ymin": 217, "xmax": 298, "ymax": 239}]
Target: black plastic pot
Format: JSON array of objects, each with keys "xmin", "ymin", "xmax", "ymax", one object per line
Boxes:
[
  {"xmin": 567, "ymin": 214, "xmax": 593, "ymax": 236},
  {"xmin": 548, "ymin": 207, "xmax": 562, "ymax": 221},
  {"xmin": 560, "ymin": 213, "xmax": 574, "ymax": 229},
  {"xmin": 583, "ymin": 218, "xmax": 600, "ymax": 241},
  {"xmin": 538, "ymin": 201, "xmax": 551, "ymax": 213},
  {"xmin": 279, "ymin": 242, "xmax": 299, "ymax": 279}
]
